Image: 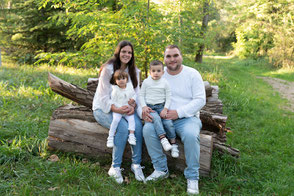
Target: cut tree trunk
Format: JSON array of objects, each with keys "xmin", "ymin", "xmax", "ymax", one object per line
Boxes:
[
  {"xmin": 49, "ymin": 72, "xmax": 227, "ymax": 137},
  {"xmin": 48, "ymin": 105, "xmax": 214, "ymax": 176},
  {"xmin": 47, "ymin": 72, "xmax": 240, "ymax": 177}
]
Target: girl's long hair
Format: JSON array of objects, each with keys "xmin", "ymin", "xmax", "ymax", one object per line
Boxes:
[{"xmin": 100, "ymin": 40, "xmax": 138, "ymax": 88}]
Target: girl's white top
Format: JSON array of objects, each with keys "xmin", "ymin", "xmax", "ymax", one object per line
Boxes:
[
  {"xmin": 111, "ymin": 83, "xmax": 136, "ymax": 108},
  {"xmin": 92, "ymin": 63, "xmax": 142, "ymax": 117},
  {"xmin": 163, "ymin": 65, "xmax": 206, "ymax": 118},
  {"xmin": 139, "ymin": 77, "xmax": 171, "ymax": 109}
]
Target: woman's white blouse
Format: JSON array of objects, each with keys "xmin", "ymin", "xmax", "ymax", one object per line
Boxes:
[{"xmin": 92, "ymin": 64, "xmax": 142, "ymax": 117}]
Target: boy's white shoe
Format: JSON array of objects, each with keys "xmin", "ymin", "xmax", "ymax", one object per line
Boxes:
[
  {"xmin": 106, "ymin": 136, "xmax": 114, "ymax": 148},
  {"xmin": 131, "ymin": 164, "xmax": 145, "ymax": 182},
  {"xmin": 171, "ymin": 144, "xmax": 179, "ymax": 158},
  {"xmin": 187, "ymin": 179, "xmax": 199, "ymax": 194},
  {"xmin": 108, "ymin": 166, "xmax": 123, "ymax": 184},
  {"xmin": 146, "ymin": 170, "xmax": 169, "ymax": 181},
  {"xmin": 160, "ymin": 138, "xmax": 172, "ymax": 151},
  {"xmin": 128, "ymin": 133, "xmax": 136, "ymax": 145}
]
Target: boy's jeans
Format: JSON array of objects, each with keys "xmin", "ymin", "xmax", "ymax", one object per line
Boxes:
[{"xmin": 147, "ymin": 103, "xmax": 176, "ymax": 140}]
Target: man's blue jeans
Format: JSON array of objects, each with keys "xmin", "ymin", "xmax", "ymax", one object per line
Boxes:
[
  {"xmin": 93, "ymin": 109, "xmax": 143, "ymax": 168},
  {"xmin": 147, "ymin": 103, "xmax": 176, "ymax": 140},
  {"xmin": 143, "ymin": 116, "xmax": 202, "ymax": 180}
]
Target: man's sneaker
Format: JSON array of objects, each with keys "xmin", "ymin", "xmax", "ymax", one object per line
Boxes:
[
  {"xmin": 160, "ymin": 138, "xmax": 172, "ymax": 151},
  {"xmin": 187, "ymin": 179, "xmax": 199, "ymax": 195},
  {"xmin": 108, "ymin": 166, "xmax": 124, "ymax": 184},
  {"xmin": 131, "ymin": 164, "xmax": 145, "ymax": 182},
  {"xmin": 146, "ymin": 170, "xmax": 169, "ymax": 182},
  {"xmin": 128, "ymin": 133, "xmax": 136, "ymax": 145},
  {"xmin": 171, "ymin": 144, "xmax": 179, "ymax": 158},
  {"xmin": 107, "ymin": 136, "xmax": 114, "ymax": 148}
]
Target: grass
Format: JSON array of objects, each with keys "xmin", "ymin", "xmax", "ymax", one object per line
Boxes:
[{"xmin": 1, "ymin": 56, "xmax": 294, "ymax": 195}]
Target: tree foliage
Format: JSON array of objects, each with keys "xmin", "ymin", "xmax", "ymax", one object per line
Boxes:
[
  {"xmin": 0, "ymin": 0, "xmax": 73, "ymax": 64},
  {"xmin": 232, "ymin": 0, "xmax": 294, "ymax": 67},
  {"xmin": 1, "ymin": 0, "xmax": 210, "ymax": 69}
]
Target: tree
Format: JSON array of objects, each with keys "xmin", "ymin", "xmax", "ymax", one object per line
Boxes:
[{"xmin": 195, "ymin": 0, "xmax": 210, "ymax": 63}]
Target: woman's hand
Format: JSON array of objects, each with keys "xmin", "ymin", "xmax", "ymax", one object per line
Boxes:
[
  {"xmin": 128, "ymin": 98, "xmax": 136, "ymax": 108},
  {"xmin": 111, "ymin": 104, "xmax": 130, "ymax": 114},
  {"xmin": 126, "ymin": 105, "xmax": 135, "ymax": 115}
]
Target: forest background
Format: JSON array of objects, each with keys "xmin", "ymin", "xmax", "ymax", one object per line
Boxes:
[
  {"xmin": 1, "ymin": 0, "xmax": 294, "ymax": 72},
  {"xmin": 0, "ymin": 0, "xmax": 294, "ymax": 195}
]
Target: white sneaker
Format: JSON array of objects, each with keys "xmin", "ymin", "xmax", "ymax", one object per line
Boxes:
[
  {"xmin": 171, "ymin": 144, "xmax": 179, "ymax": 158},
  {"xmin": 107, "ymin": 136, "xmax": 114, "ymax": 148},
  {"xmin": 108, "ymin": 166, "xmax": 124, "ymax": 184},
  {"xmin": 146, "ymin": 170, "xmax": 169, "ymax": 182},
  {"xmin": 131, "ymin": 164, "xmax": 145, "ymax": 182},
  {"xmin": 128, "ymin": 133, "xmax": 136, "ymax": 145},
  {"xmin": 187, "ymin": 179, "xmax": 199, "ymax": 195},
  {"xmin": 160, "ymin": 138, "xmax": 172, "ymax": 151}
]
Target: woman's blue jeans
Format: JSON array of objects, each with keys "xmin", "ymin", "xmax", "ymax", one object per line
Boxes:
[
  {"xmin": 143, "ymin": 116, "xmax": 202, "ymax": 180},
  {"xmin": 93, "ymin": 109, "xmax": 143, "ymax": 168}
]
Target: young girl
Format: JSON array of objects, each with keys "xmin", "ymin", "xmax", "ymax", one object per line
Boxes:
[{"xmin": 107, "ymin": 70, "xmax": 136, "ymax": 148}]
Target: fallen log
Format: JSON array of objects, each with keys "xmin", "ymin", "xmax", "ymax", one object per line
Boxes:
[
  {"xmin": 48, "ymin": 72, "xmax": 94, "ymax": 108},
  {"xmin": 48, "ymin": 72, "xmax": 227, "ymax": 136},
  {"xmin": 48, "ymin": 104, "xmax": 213, "ymax": 176}
]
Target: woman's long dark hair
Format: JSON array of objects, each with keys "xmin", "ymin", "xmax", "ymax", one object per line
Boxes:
[{"xmin": 100, "ymin": 40, "xmax": 138, "ymax": 88}]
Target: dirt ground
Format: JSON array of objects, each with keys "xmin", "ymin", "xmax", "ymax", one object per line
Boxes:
[{"xmin": 258, "ymin": 77, "xmax": 294, "ymax": 112}]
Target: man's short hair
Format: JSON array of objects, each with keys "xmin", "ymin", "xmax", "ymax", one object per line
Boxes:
[
  {"xmin": 150, "ymin": 60, "xmax": 164, "ymax": 69},
  {"xmin": 164, "ymin": 44, "xmax": 182, "ymax": 56}
]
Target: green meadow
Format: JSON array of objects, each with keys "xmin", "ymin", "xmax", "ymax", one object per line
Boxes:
[{"xmin": 1, "ymin": 56, "xmax": 294, "ymax": 195}]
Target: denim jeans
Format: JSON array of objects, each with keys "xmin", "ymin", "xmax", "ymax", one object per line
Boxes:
[
  {"xmin": 147, "ymin": 103, "xmax": 176, "ymax": 140},
  {"xmin": 143, "ymin": 116, "xmax": 202, "ymax": 180},
  {"xmin": 93, "ymin": 109, "xmax": 143, "ymax": 168}
]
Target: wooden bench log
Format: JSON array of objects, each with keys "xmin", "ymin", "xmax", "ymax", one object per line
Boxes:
[
  {"xmin": 48, "ymin": 72, "xmax": 227, "ymax": 137},
  {"xmin": 48, "ymin": 104, "xmax": 213, "ymax": 177}
]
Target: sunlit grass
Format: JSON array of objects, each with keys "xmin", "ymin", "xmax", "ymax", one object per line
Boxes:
[
  {"xmin": 264, "ymin": 67, "xmax": 294, "ymax": 81},
  {"xmin": 1, "ymin": 57, "xmax": 294, "ymax": 195}
]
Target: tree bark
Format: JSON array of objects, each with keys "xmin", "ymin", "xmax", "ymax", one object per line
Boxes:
[
  {"xmin": 48, "ymin": 72, "xmax": 94, "ymax": 108},
  {"xmin": 49, "ymin": 72, "xmax": 227, "ymax": 136},
  {"xmin": 48, "ymin": 105, "xmax": 214, "ymax": 176},
  {"xmin": 195, "ymin": 0, "xmax": 209, "ymax": 63}
]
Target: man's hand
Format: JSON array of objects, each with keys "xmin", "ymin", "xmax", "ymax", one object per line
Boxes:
[
  {"xmin": 142, "ymin": 106, "xmax": 153, "ymax": 122},
  {"xmin": 166, "ymin": 110, "xmax": 179, "ymax": 120},
  {"xmin": 128, "ymin": 98, "xmax": 136, "ymax": 108},
  {"xmin": 160, "ymin": 108, "xmax": 168, "ymax": 119}
]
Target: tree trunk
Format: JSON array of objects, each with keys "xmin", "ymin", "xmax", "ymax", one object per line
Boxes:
[
  {"xmin": 49, "ymin": 72, "xmax": 227, "ymax": 136},
  {"xmin": 48, "ymin": 105, "xmax": 214, "ymax": 176},
  {"xmin": 48, "ymin": 72, "xmax": 94, "ymax": 108},
  {"xmin": 195, "ymin": 0, "xmax": 209, "ymax": 63}
]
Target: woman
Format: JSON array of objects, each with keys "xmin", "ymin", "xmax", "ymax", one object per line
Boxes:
[{"xmin": 92, "ymin": 40, "xmax": 145, "ymax": 184}]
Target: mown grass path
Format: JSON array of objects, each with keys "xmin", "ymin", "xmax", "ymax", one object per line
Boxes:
[{"xmin": 1, "ymin": 57, "xmax": 293, "ymax": 195}]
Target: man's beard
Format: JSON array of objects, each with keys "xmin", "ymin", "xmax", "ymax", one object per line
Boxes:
[{"xmin": 167, "ymin": 63, "xmax": 181, "ymax": 71}]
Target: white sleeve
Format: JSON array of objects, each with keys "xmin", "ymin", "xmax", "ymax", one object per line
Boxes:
[
  {"xmin": 176, "ymin": 72, "xmax": 206, "ymax": 118},
  {"xmin": 135, "ymin": 69, "xmax": 142, "ymax": 118},
  {"xmin": 164, "ymin": 80, "xmax": 171, "ymax": 109},
  {"xmin": 96, "ymin": 66, "xmax": 113, "ymax": 113},
  {"xmin": 139, "ymin": 80, "xmax": 147, "ymax": 108}
]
